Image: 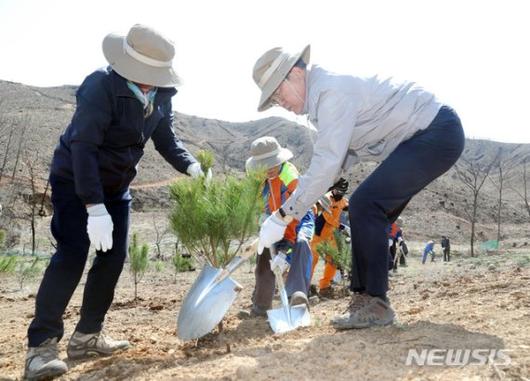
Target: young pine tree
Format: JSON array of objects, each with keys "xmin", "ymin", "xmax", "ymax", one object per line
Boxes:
[
  {"xmin": 169, "ymin": 151, "xmax": 263, "ymax": 268},
  {"xmin": 316, "ymin": 230, "xmax": 352, "ymax": 287},
  {"xmin": 129, "ymin": 233, "xmax": 149, "ymax": 301}
]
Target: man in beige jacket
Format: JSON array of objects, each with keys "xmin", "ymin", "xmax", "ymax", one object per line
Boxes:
[{"xmin": 252, "ymin": 45, "xmax": 464, "ymax": 329}]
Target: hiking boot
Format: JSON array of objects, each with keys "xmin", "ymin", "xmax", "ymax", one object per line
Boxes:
[
  {"xmin": 238, "ymin": 304, "xmax": 269, "ymax": 319},
  {"xmin": 336, "ymin": 292, "xmax": 370, "ymax": 314},
  {"xmin": 67, "ymin": 331, "xmax": 130, "ymax": 359},
  {"xmin": 332, "ymin": 294, "xmax": 395, "ymax": 330},
  {"xmin": 289, "ymin": 291, "xmax": 309, "ymax": 309},
  {"xmin": 24, "ymin": 338, "xmax": 68, "ymax": 381}
]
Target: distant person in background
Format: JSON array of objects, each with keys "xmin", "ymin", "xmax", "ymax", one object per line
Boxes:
[
  {"xmin": 388, "ymin": 219, "xmax": 402, "ymax": 272},
  {"xmin": 422, "ymin": 240, "xmax": 436, "ymax": 264},
  {"xmin": 441, "ymin": 235, "xmax": 451, "ymax": 261},
  {"xmin": 24, "ymin": 25, "xmax": 208, "ymax": 380},
  {"xmin": 252, "ymin": 44, "xmax": 465, "ymax": 330},
  {"xmin": 389, "ymin": 217, "xmax": 407, "ymax": 270}
]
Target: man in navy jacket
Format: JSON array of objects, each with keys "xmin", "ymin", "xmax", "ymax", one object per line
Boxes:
[{"xmin": 24, "ymin": 24, "xmax": 206, "ymax": 380}]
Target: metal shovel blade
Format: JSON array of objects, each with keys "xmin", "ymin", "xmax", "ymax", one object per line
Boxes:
[
  {"xmin": 267, "ymin": 304, "xmax": 311, "ymax": 334},
  {"xmin": 266, "ymin": 252, "xmax": 311, "ymax": 334},
  {"xmin": 177, "ymin": 264, "xmax": 242, "ymax": 340},
  {"xmin": 177, "ymin": 239, "xmax": 259, "ymax": 340}
]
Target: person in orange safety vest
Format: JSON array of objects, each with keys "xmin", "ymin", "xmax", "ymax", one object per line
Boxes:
[{"xmin": 310, "ymin": 178, "xmax": 349, "ymax": 297}]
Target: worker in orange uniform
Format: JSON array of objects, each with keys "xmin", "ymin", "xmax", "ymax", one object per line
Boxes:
[{"xmin": 310, "ymin": 178, "xmax": 349, "ymax": 298}]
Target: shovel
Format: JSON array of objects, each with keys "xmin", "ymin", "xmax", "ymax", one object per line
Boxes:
[
  {"xmin": 177, "ymin": 239, "xmax": 258, "ymax": 340},
  {"xmin": 266, "ymin": 246, "xmax": 311, "ymax": 334}
]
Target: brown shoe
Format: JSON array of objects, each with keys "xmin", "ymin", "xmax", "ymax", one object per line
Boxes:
[{"xmin": 332, "ymin": 294, "xmax": 395, "ymax": 330}]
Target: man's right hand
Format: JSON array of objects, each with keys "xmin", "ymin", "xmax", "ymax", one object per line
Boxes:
[{"xmin": 87, "ymin": 204, "xmax": 114, "ymax": 252}]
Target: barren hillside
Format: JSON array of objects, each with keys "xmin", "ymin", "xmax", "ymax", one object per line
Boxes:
[{"xmin": 1, "ymin": 79, "xmax": 530, "ymax": 247}]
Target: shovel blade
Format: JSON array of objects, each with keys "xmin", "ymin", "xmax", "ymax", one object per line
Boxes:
[
  {"xmin": 267, "ymin": 304, "xmax": 311, "ymax": 334},
  {"xmin": 177, "ymin": 264, "xmax": 242, "ymax": 340}
]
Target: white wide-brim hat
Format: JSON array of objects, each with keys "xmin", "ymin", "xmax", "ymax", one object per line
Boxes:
[
  {"xmin": 252, "ymin": 45, "xmax": 310, "ymax": 112},
  {"xmin": 245, "ymin": 136, "xmax": 293, "ymax": 171},
  {"xmin": 102, "ymin": 24, "xmax": 180, "ymax": 88}
]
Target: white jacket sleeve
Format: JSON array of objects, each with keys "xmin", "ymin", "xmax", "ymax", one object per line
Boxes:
[{"xmin": 282, "ymin": 90, "xmax": 359, "ymax": 219}]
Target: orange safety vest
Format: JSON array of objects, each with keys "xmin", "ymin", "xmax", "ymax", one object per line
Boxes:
[{"xmin": 262, "ymin": 162, "xmax": 299, "ymax": 243}]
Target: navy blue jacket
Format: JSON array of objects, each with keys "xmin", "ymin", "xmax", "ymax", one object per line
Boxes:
[{"xmin": 51, "ymin": 67, "xmax": 197, "ymax": 204}]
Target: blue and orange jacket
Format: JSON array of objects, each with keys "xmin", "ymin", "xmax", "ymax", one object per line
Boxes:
[{"xmin": 262, "ymin": 161, "xmax": 299, "ymax": 243}]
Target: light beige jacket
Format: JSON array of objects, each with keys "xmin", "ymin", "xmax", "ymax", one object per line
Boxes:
[{"xmin": 282, "ymin": 65, "xmax": 442, "ymax": 219}]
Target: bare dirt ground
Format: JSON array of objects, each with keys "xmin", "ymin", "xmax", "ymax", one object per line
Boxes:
[{"xmin": 1, "ymin": 227, "xmax": 529, "ymax": 380}]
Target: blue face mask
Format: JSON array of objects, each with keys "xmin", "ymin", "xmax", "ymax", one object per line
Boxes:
[{"xmin": 126, "ymin": 81, "xmax": 158, "ymax": 117}]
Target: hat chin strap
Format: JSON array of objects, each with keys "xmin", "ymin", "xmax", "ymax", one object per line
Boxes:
[
  {"xmin": 285, "ymin": 76, "xmax": 305, "ymax": 106},
  {"xmin": 123, "ymin": 39, "xmax": 172, "ymax": 68}
]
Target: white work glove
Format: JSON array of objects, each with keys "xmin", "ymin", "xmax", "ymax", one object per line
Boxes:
[
  {"xmin": 87, "ymin": 204, "xmax": 113, "ymax": 252},
  {"xmin": 257, "ymin": 212, "xmax": 289, "ymax": 255},
  {"xmin": 338, "ymin": 223, "xmax": 351, "ymax": 237},
  {"xmin": 187, "ymin": 162, "xmax": 212, "ymax": 183},
  {"xmin": 270, "ymin": 251, "xmax": 289, "ymax": 273}
]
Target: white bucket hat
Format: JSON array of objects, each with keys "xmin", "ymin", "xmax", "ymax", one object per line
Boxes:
[
  {"xmin": 245, "ymin": 136, "xmax": 293, "ymax": 171},
  {"xmin": 252, "ymin": 45, "xmax": 310, "ymax": 112},
  {"xmin": 102, "ymin": 24, "xmax": 180, "ymax": 88}
]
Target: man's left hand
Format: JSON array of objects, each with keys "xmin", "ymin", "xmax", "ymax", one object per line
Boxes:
[{"xmin": 187, "ymin": 162, "xmax": 212, "ymax": 184}]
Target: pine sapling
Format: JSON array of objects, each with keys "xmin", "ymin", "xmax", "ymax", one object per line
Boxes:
[
  {"xmin": 17, "ymin": 256, "xmax": 42, "ymax": 290},
  {"xmin": 316, "ymin": 231, "xmax": 352, "ymax": 287},
  {"xmin": 169, "ymin": 152, "xmax": 262, "ymax": 268},
  {"xmin": 129, "ymin": 233, "xmax": 149, "ymax": 301}
]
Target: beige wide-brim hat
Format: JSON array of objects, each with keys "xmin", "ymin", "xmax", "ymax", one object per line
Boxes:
[
  {"xmin": 252, "ymin": 44, "xmax": 310, "ymax": 112},
  {"xmin": 245, "ymin": 136, "xmax": 293, "ymax": 171},
  {"xmin": 102, "ymin": 24, "xmax": 180, "ymax": 88}
]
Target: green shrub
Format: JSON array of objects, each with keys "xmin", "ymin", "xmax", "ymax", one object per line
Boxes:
[
  {"xmin": 172, "ymin": 254, "xmax": 193, "ymax": 272},
  {"xmin": 171, "ymin": 254, "xmax": 194, "ymax": 282},
  {"xmin": 153, "ymin": 260, "xmax": 165, "ymax": 273},
  {"xmin": 0, "ymin": 255, "xmax": 17, "ymax": 273},
  {"xmin": 129, "ymin": 233, "xmax": 149, "ymax": 300},
  {"xmin": 17, "ymin": 257, "xmax": 43, "ymax": 290}
]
